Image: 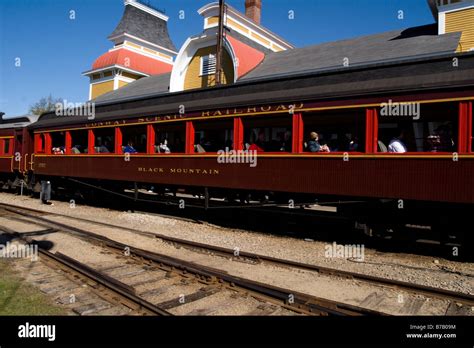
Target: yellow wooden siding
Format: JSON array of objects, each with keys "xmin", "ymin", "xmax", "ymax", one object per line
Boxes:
[
  {"xmin": 227, "ymin": 18, "xmax": 250, "ymax": 34},
  {"xmin": 125, "ymin": 41, "xmax": 142, "ymax": 50},
  {"xmin": 118, "ymin": 80, "xmax": 129, "ymax": 88},
  {"xmin": 184, "ymin": 46, "xmax": 234, "ymax": 90},
  {"xmin": 250, "ymin": 32, "xmax": 271, "ymax": 47},
  {"xmin": 91, "ymin": 80, "xmax": 114, "ymax": 99},
  {"xmin": 158, "ymin": 52, "xmax": 172, "ymax": 60},
  {"xmin": 207, "ymin": 16, "xmax": 219, "ymax": 26},
  {"xmin": 446, "ymin": 8, "xmax": 474, "ymax": 52},
  {"xmin": 122, "ymin": 71, "xmax": 140, "ymax": 80}
]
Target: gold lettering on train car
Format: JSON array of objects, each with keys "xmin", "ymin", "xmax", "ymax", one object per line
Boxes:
[
  {"xmin": 202, "ymin": 111, "xmax": 211, "ymax": 117},
  {"xmin": 260, "ymin": 106, "xmax": 272, "ymax": 112},
  {"xmin": 294, "ymin": 102, "xmax": 304, "ymax": 109},
  {"xmin": 247, "ymin": 107, "xmax": 257, "ymax": 113},
  {"xmin": 213, "ymin": 110, "xmax": 222, "ymax": 116},
  {"xmin": 275, "ymin": 105, "xmax": 287, "ymax": 111}
]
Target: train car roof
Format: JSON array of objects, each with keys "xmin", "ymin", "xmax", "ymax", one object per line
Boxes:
[{"xmin": 0, "ymin": 114, "xmax": 39, "ymax": 129}]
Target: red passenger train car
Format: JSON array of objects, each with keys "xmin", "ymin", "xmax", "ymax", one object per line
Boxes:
[
  {"xmin": 0, "ymin": 115, "xmax": 37, "ymax": 188},
  {"xmin": 2, "ymin": 53, "xmax": 474, "ymax": 242}
]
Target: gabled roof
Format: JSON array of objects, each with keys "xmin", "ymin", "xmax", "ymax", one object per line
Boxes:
[
  {"xmin": 241, "ymin": 24, "xmax": 461, "ymax": 81},
  {"xmin": 109, "ymin": 3, "xmax": 177, "ymax": 52}
]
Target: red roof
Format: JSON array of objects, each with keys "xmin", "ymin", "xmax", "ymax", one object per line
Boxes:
[{"xmin": 92, "ymin": 48, "xmax": 173, "ymax": 75}]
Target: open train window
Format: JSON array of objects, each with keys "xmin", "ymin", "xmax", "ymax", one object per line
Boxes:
[
  {"xmin": 377, "ymin": 102, "xmax": 458, "ymax": 153},
  {"xmin": 121, "ymin": 125, "xmax": 147, "ymax": 154},
  {"xmin": 3, "ymin": 139, "xmax": 11, "ymax": 155},
  {"xmin": 51, "ymin": 132, "xmax": 66, "ymax": 155},
  {"xmin": 69, "ymin": 130, "xmax": 88, "ymax": 154},
  {"xmin": 303, "ymin": 109, "xmax": 365, "ymax": 153},
  {"xmin": 243, "ymin": 115, "xmax": 292, "ymax": 152},
  {"xmin": 153, "ymin": 124, "xmax": 185, "ymax": 154},
  {"xmin": 93, "ymin": 128, "xmax": 115, "ymax": 154},
  {"xmin": 194, "ymin": 119, "xmax": 233, "ymax": 153}
]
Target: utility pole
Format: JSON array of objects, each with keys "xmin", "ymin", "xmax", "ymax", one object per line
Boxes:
[{"xmin": 215, "ymin": 0, "xmax": 225, "ymax": 86}]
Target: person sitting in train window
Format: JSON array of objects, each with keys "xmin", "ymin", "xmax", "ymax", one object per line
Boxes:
[
  {"xmin": 159, "ymin": 139, "xmax": 171, "ymax": 153},
  {"xmin": 308, "ymin": 132, "xmax": 331, "ymax": 153},
  {"xmin": 349, "ymin": 136, "xmax": 359, "ymax": 152},
  {"xmin": 388, "ymin": 130, "xmax": 408, "ymax": 153},
  {"xmin": 279, "ymin": 131, "xmax": 292, "ymax": 152},
  {"xmin": 435, "ymin": 125, "xmax": 455, "ymax": 152},
  {"xmin": 123, "ymin": 141, "xmax": 138, "ymax": 154},
  {"xmin": 52, "ymin": 147, "xmax": 64, "ymax": 155},
  {"xmin": 249, "ymin": 131, "xmax": 266, "ymax": 152},
  {"xmin": 426, "ymin": 135, "xmax": 441, "ymax": 152},
  {"xmin": 71, "ymin": 145, "xmax": 81, "ymax": 154}
]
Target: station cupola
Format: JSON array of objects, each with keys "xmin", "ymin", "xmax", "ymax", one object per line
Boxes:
[
  {"xmin": 428, "ymin": 0, "xmax": 474, "ymax": 52},
  {"xmin": 84, "ymin": 0, "xmax": 178, "ymax": 100},
  {"xmin": 169, "ymin": 0, "xmax": 294, "ymax": 92}
]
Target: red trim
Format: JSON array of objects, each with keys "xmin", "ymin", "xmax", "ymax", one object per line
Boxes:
[
  {"xmin": 0, "ymin": 139, "xmax": 4, "ymax": 155},
  {"xmin": 185, "ymin": 121, "xmax": 195, "ymax": 154},
  {"xmin": 365, "ymin": 108, "xmax": 378, "ymax": 153},
  {"xmin": 88, "ymin": 130, "xmax": 95, "ymax": 154},
  {"xmin": 233, "ymin": 117, "xmax": 244, "ymax": 151},
  {"xmin": 44, "ymin": 134, "xmax": 52, "ymax": 155},
  {"xmin": 147, "ymin": 124, "xmax": 156, "ymax": 154},
  {"xmin": 458, "ymin": 101, "xmax": 473, "ymax": 153},
  {"xmin": 115, "ymin": 128, "xmax": 123, "ymax": 154},
  {"xmin": 65, "ymin": 132, "xmax": 72, "ymax": 155},
  {"xmin": 292, "ymin": 113, "xmax": 303, "ymax": 153}
]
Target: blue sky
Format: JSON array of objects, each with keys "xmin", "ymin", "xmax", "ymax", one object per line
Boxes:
[{"xmin": 0, "ymin": 0, "xmax": 435, "ymax": 116}]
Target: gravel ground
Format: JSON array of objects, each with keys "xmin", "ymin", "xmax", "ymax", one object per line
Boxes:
[{"xmin": 0, "ymin": 192, "xmax": 472, "ymax": 299}]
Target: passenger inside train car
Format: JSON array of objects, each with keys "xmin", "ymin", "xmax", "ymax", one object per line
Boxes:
[
  {"xmin": 121, "ymin": 126, "xmax": 147, "ymax": 153},
  {"xmin": 377, "ymin": 103, "xmax": 457, "ymax": 153},
  {"xmin": 244, "ymin": 116, "xmax": 292, "ymax": 152},
  {"xmin": 194, "ymin": 119, "xmax": 233, "ymax": 153},
  {"xmin": 303, "ymin": 109, "xmax": 365, "ymax": 153},
  {"xmin": 154, "ymin": 124, "xmax": 186, "ymax": 153}
]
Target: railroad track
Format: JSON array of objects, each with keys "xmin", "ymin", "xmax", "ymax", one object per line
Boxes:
[{"xmin": 0, "ymin": 203, "xmax": 383, "ymax": 316}]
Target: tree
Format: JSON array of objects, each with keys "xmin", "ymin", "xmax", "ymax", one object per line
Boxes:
[{"xmin": 29, "ymin": 95, "xmax": 63, "ymax": 116}]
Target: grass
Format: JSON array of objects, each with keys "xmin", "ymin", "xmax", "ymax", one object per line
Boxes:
[{"xmin": 0, "ymin": 260, "xmax": 66, "ymax": 315}]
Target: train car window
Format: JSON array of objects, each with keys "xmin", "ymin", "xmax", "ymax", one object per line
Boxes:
[
  {"xmin": 378, "ymin": 103, "xmax": 458, "ymax": 153},
  {"xmin": 70, "ymin": 130, "xmax": 88, "ymax": 154},
  {"xmin": 51, "ymin": 132, "xmax": 66, "ymax": 155},
  {"xmin": 3, "ymin": 139, "xmax": 10, "ymax": 155},
  {"xmin": 194, "ymin": 119, "xmax": 233, "ymax": 153},
  {"xmin": 303, "ymin": 109, "xmax": 365, "ymax": 153},
  {"xmin": 121, "ymin": 126, "xmax": 147, "ymax": 153},
  {"xmin": 243, "ymin": 116, "xmax": 292, "ymax": 152},
  {"xmin": 94, "ymin": 128, "xmax": 115, "ymax": 154},
  {"xmin": 153, "ymin": 124, "xmax": 185, "ymax": 153}
]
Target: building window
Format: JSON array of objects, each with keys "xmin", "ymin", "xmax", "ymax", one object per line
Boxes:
[{"xmin": 201, "ymin": 54, "xmax": 217, "ymax": 76}]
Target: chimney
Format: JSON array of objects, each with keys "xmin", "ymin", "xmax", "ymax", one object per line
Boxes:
[{"xmin": 245, "ymin": 0, "xmax": 261, "ymax": 24}]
